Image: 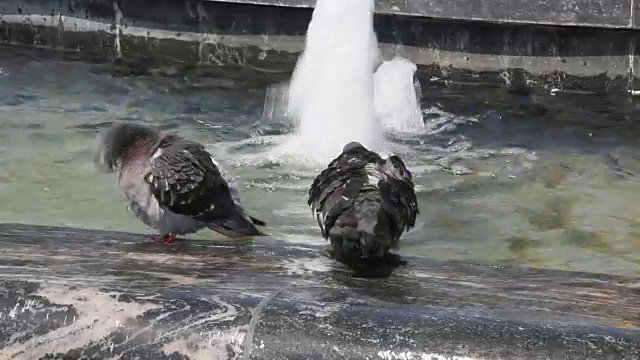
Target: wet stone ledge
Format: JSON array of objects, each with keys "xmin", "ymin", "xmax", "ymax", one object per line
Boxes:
[
  {"xmin": 0, "ymin": 223, "xmax": 639, "ymax": 359},
  {"xmin": 0, "ymin": 0, "xmax": 638, "ymax": 93}
]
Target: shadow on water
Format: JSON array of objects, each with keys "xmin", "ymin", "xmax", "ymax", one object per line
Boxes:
[{"xmin": 419, "ymin": 81, "xmax": 640, "ymax": 155}]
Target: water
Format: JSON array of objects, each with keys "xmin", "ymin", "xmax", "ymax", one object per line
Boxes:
[
  {"xmin": 281, "ymin": 0, "xmax": 423, "ymax": 163},
  {"xmin": 285, "ymin": 0, "xmax": 383, "ymax": 162},
  {"xmin": 373, "ymin": 56, "xmax": 424, "ymax": 133},
  {"xmin": 1, "ymin": 46, "xmax": 640, "ymax": 276}
]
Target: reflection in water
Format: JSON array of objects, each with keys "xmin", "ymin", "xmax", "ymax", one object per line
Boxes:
[{"xmin": 1, "ymin": 46, "xmax": 640, "ymax": 275}]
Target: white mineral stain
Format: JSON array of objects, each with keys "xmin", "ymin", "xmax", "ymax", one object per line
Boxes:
[{"xmin": 0, "ymin": 286, "xmax": 160, "ymax": 359}]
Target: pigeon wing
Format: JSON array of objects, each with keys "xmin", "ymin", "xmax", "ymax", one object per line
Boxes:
[
  {"xmin": 308, "ymin": 147, "xmax": 381, "ymax": 237},
  {"xmin": 378, "ymin": 155, "xmax": 419, "ymax": 241},
  {"xmin": 144, "ymin": 137, "xmax": 235, "ymax": 221}
]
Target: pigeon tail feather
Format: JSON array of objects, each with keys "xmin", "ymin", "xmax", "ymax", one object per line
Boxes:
[
  {"xmin": 206, "ymin": 207, "xmax": 267, "ymax": 238},
  {"xmin": 328, "ymin": 191, "xmax": 390, "ymax": 260},
  {"xmin": 209, "ymin": 156, "xmax": 268, "ymax": 228},
  {"xmin": 249, "ymin": 216, "xmax": 267, "ymax": 226}
]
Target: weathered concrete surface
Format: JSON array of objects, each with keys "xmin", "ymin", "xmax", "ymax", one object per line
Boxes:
[
  {"xmin": 214, "ymin": 0, "xmax": 636, "ymax": 29},
  {"xmin": 0, "ymin": 223, "xmax": 639, "ymax": 359},
  {"xmin": 0, "ymin": 0, "xmax": 638, "ymax": 92}
]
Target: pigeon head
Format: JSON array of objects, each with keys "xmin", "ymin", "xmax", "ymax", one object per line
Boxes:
[
  {"xmin": 342, "ymin": 141, "xmax": 365, "ymax": 153},
  {"xmin": 95, "ymin": 122, "xmax": 160, "ymax": 173},
  {"xmin": 383, "ymin": 155, "xmax": 413, "ymax": 181}
]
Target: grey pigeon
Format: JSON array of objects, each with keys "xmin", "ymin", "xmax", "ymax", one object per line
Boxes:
[
  {"xmin": 308, "ymin": 141, "xmax": 419, "ymax": 271},
  {"xmin": 94, "ymin": 122, "xmax": 267, "ymax": 243}
]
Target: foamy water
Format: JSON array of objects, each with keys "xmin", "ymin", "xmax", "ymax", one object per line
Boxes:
[
  {"xmin": 269, "ymin": 0, "xmax": 425, "ymax": 165},
  {"xmin": 374, "ymin": 56, "xmax": 425, "ymax": 132},
  {"xmin": 284, "ymin": 0, "xmax": 382, "ymax": 163}
]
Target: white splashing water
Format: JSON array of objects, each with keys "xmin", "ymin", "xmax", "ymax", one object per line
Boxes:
[
  {"xmin": 282, "ymin": 0, "xmax": 383, "ymax": 163},
  {"xmin": 374, "ymin": 56, "xmax": 425, "ymax": 132},
  {"xmin": 261, "ymin": 0, "xmax": 425, "ymax": 166}
]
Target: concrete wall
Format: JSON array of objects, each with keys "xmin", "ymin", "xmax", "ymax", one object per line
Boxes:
[
  {"xmin": 0, "ymin": 0, "xmax": 638, "ymax": 93},
  {"xmin": 216, "ymin": 0, "xmax": 637, "ymax": 29}
]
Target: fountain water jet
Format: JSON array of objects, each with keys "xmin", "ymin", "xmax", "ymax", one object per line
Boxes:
[
  {"xmin": 374, "ymin": 56, "xmax": 425, "ymax": 133},
  {"xmin": 260, "ymin": 0, "xmax": 425, "ymax": 166},
  {"xmin": 284, "ymin": 0, "xmax": 383, "ymax": 163}
]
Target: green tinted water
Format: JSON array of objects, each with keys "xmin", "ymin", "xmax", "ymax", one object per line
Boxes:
[{"xmin": 2, "ymin": 46, "xmax": 640, "ymax": 275}]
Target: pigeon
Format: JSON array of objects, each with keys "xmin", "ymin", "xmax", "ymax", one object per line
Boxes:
[
  {"xmin": 94, "ymin": 122, "xmax": 267, "ymax": 243},
  {"xmin": 308, "ymin": 141, "xmax": 419, "ymax": 271}
]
